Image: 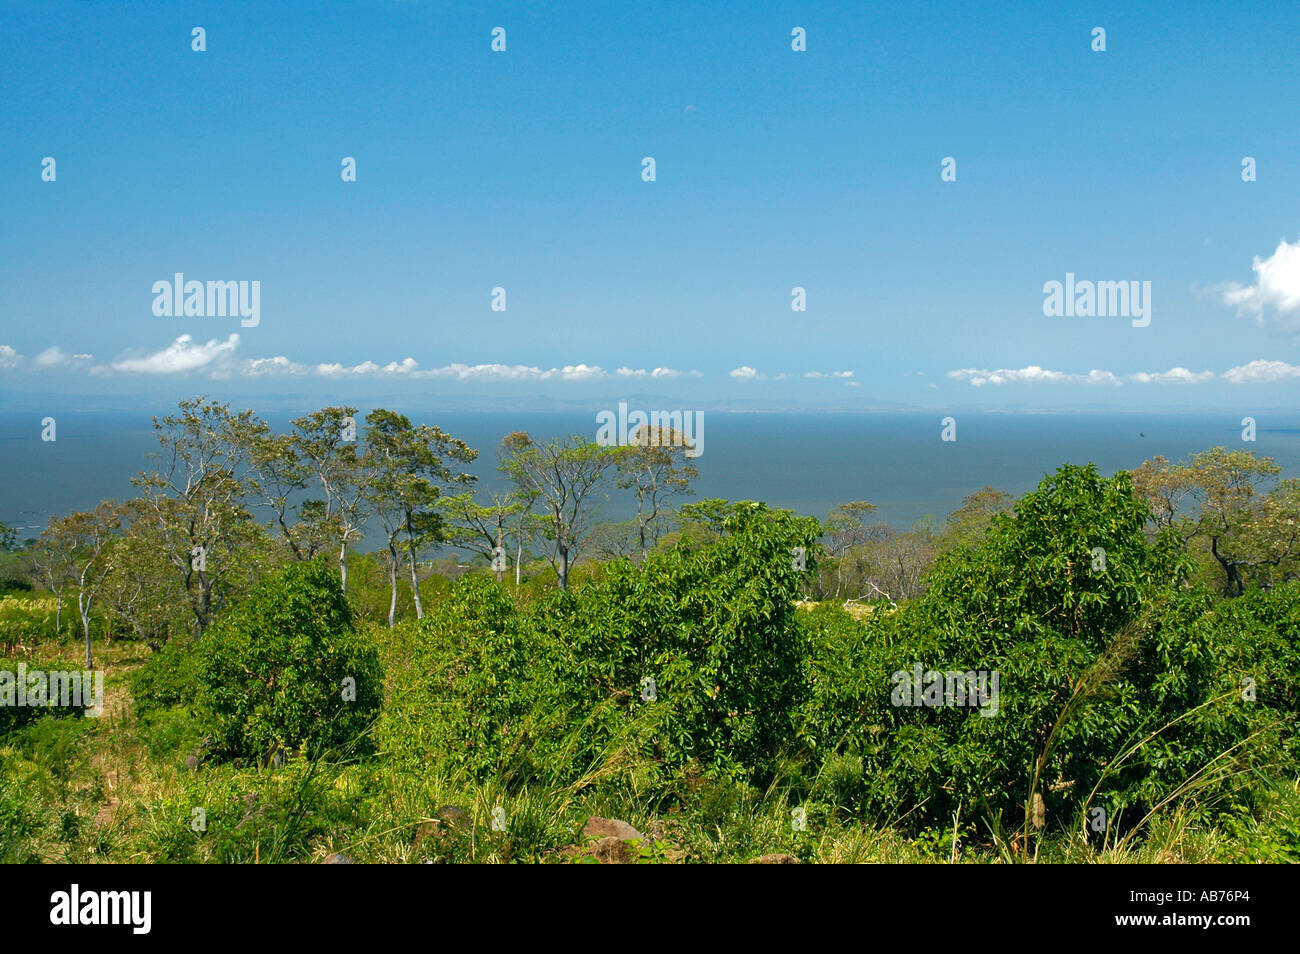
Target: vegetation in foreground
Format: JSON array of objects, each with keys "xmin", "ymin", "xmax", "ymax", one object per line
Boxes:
[{"xmin": 1, "ymin": 399, "xmax": 1299, "ymax": 863}]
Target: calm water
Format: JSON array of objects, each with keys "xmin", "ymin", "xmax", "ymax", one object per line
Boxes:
[{"xmin": 3, "ymin": 410, "xmax": 1298, "ymax": 545}]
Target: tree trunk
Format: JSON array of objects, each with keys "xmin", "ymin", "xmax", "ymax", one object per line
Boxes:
[
  {"xmin": 405, "ymin": 521, "xmax": 424, "ymax": 620},
  {"xmin": 1211, "ymin": 535, "xmax": 1245, "ymax": 597},
  {"xmin": 79, "ymin": 592, "xmax": 92, "ymax": 669},
  {"xmin": 338, "ymin": 539, "xmax": 349, "ymax": 593},
  {"xmin": 387, "ymin": 541, "xmax": 399, "ymax": 627},
  {"xmin": 638, "ymin": 493, "xmax": 648, "ymax": 562},
  {"xmin": 495, "ymin": 524, "xmax": 505, "ymax": 583},
  {"xmin": 198, "ymin": 573, "xmax": 212, "ymax": 631}
]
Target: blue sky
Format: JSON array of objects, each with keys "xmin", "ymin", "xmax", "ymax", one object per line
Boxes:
[{"xmin": 2, "ymin": 0, "xmax": 1299, "ymax": 410}]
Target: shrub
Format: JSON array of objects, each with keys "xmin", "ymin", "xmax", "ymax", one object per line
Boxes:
[
  {"xmin": 797, "ymin": 464, "xmax": 1299, "ymax": 834},
  {"xmin": 130, "ymin": 636, "xmax": 201, "ymax": 718},
  {"xmin": 193, "ymin": 560, "xmax": 383, "ymax": 763},
  {"xmin": 0, "ymin": 655, "xmax": 88, "ymax": 735},
  {"xmin": 382, "ymin": 502, "xmax": 821, "ymax": 790}
]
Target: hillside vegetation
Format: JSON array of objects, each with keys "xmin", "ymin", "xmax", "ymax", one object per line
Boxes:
[{"xmin": 3, "ymin": 451, "xmax": 1298, "ymax": 863}]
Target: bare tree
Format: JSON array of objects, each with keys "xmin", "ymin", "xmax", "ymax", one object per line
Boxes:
[
  {"xmin": 43, "ymin": 502, "xmax": 121, "ymax": 667},
  {"xmin": 30, "ymin": 532, "xmax": 77, "ymax": 636}
]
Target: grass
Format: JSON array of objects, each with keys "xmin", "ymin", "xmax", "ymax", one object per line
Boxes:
[{"xmin": 2, "ymin": 629, "xmax": 1294, "ymax": 864}]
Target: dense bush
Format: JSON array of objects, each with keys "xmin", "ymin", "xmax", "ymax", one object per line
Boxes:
[
  {"xmin": 381, "ymin": 502, "xmax": 822, "ymax": 789},
  {"xmin": 130, "ymin": 635, "xmax": 201, "ymax": 718},
  {"xmin": 798, "ymin": 464, "xmax": 1299, "ymax": 836},
  {"xmin": 381, "ymin": 476, "xmax": 1300, "ymax": 840},
  {"xmin": 193, "ymin": 560, "xmax": 384, "ymax": 764},
  {"xmin": 0, "ymin": 655, "xmax": 88, "ymax": 735}
]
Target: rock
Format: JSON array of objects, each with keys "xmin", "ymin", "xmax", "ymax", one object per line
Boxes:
[
  {"xmin": 582, "ymin": 816, "xmax": 643, "ymax": 841},
  {"xmin": 589, "ymin": 836, "xmax": 638, "ymax": 864},
  {"xmin": 750, "ymin": 853, "xmax": 799, "ymax": 864},
  {"xmin": 323, "ymin": 852, "xmax": 354, "ymax": 864}
]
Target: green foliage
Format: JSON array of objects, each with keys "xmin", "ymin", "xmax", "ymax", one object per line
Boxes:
[
  {"xmin": 0, "ymin": 656, "xmax": 88, "ymax": 735},
  {"xmin": 0, "ymin": 595, "xmax": 69, "ymax": 653},
  {"xmin": 1219, "ymin": 778, "xmax": 1300, "ymax": 863},
  {"xmin": 130, "ymin": 636, "xmax": 201, "ymax": 718},
  {"xmin": 136, "ymin": 759, "xmax": 365, "ymax": 863},
  {"xmin": 799, "ymin": 464, "xmax": 1297, "ymax": 837},
  {"xmin": 382, "ymin": 502, "xmax": 821, "ymax": 789},
  {"xmin": 193, "ymin": 560, "xmax": 383, "ymax": 763},
  {"xmin": 7, "ymin": 437, "xmax": 1300, "ymax": 864}
]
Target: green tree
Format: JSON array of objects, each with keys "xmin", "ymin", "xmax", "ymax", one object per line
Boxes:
[
  {"xmin": 614, "ymin": 425, "xmax": 698, "ymax": 560},
  {"xmin": 1132, "ymin": 447, "xmax": 1299, "ymax": 595},
  {"xmin": 363, "ymin": 410, "xmax": 476, "ymax": 624},
  {"xmin": 133, "ymin": 397, "xmax": 265, "ymax": 634},
  {"xmin": 29, "ymin": 531, "xmax": 76, "ymax": 635},
  {"xmin": 820, "ymin": 501, "xmax": 891, "ymax": 599},
  {"xmin": 292, "ymin": 406, "xmax": 374, "ymax": 593},
  {"xmin": 941, "ymin": 486, "xmax": 1014, "ymax": 550},
  {"xmin": 443, "ymin": 487, "xmax": 528, "ymax": 582},
  {"xmin": 500, "ymin": 433, "xmax": 617, "ymax": 590}
]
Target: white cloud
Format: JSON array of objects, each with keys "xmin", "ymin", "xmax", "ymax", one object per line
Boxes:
[
  {"xmin": 947, "ymin": 365, "xmax": 1073, "ymax": 387},
  {"xmin": 948, "ymin": 365, "xmax": 1219, "ymax": 387},
  {"xmin": 1083, "ymin": 369, "xmax": 1122, "ymax": 386},
  {"xmin": 422, "ymin": 363, "xmax": 546, "ymax": 382},
  {"xmin": 1219, "ymin": 237, "xmax": 1300, "ymax": 326},
  {"xmin": 1222, "ymin": 359, "xmax": 1300, "ymax": 384},
  {"xmin": 730, "ymin": 366, "xmax": 761, "ymax": 379},
  {"xmin": 112, "ymin": 334, "xmax": 240, "ymax": 374},
  {"xmin": 0, "ymin": 345, "xmax": 21, "ymax": 370},
  {"xmin": 33, "ymin": 346, "xmax": 95, "ymax": 369},
  {"xmin": 616, "ymin": 366, "xmax": 687, "ymax": 379},
  {"xmin": 243, "ymin": 355, "xmax": 307, "ymax": 376},
  {"xmin": 946, "ymin": 364, "xmax": 1232, "ymax": 387},
  {"xmin": 316, "ymin": 357, "xmax": 419, "ymax": 377},
  {"xmin": 418, "ymin": 362, "xmax": 606, "ymax": 382},
  {"xmin": 554, "ymin": 364, "xmax": 604, "ymax": 381},
  {"xmin": 804, "ymin": 370, "xmax": 854, "ymax": 379},
  {"xmin": 1128, "ymin": 367, "xmax": 1214, "ymax": 385}
]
